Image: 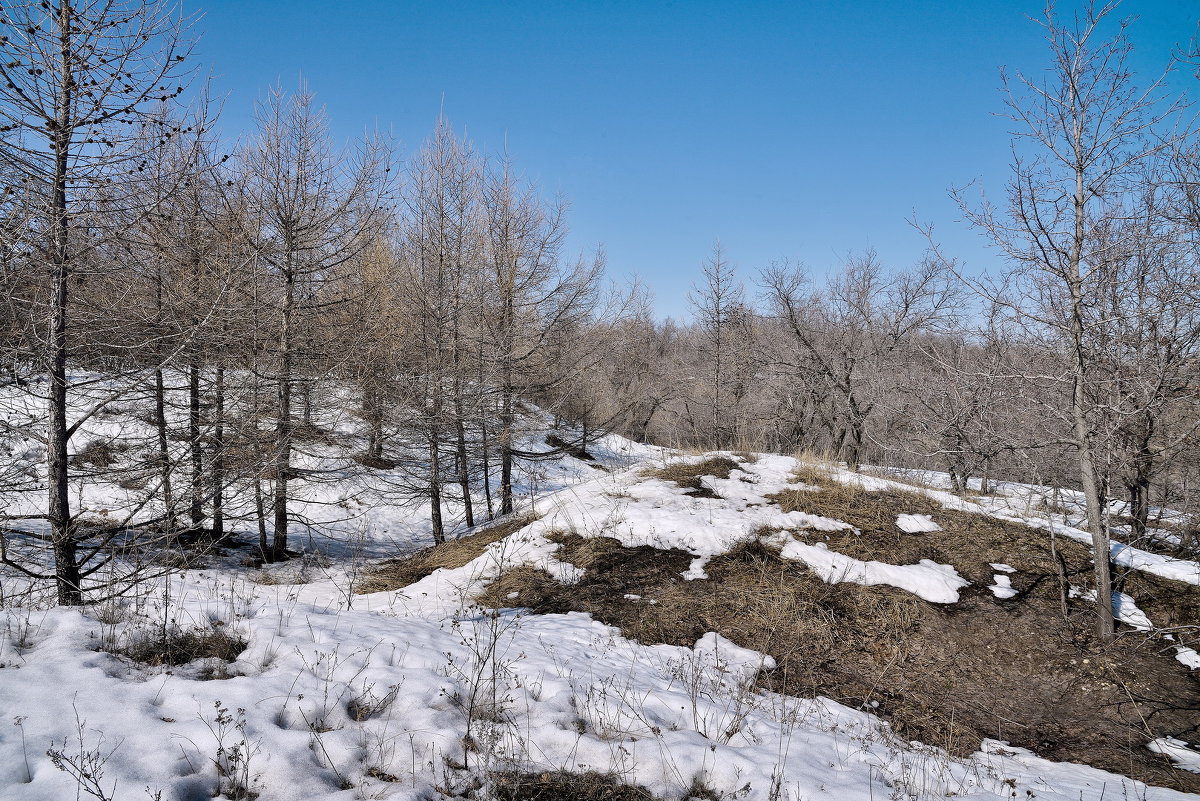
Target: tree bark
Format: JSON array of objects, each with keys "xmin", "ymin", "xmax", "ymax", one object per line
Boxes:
[
  {"xmin": 188, "ymin": 362, "xmax": 204, "ymax": 530},
  {"xmin": 47, "ymin": 1, "xmax": 82, "ymax": 606},
  {"xmin": 211, "ymin": 366, "xmax": 225, "ymax": 540},
  {"xmin": 271, "ymin": 265, "xmax": 294, "ymax": 561}
]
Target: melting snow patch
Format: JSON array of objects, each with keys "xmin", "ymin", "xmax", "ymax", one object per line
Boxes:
[
  {"xmin": 989, "ymin": 574, "xmax": 1018, "ymax": 599},
  {"xmin": 990, "ymin": 563, "xmax": 1016, "ymax": 573},
  {"xmin": 1165, "ymin": 634, "xmax": 1200, "ymax": 670},
  {"xmin": 1174, "ymin": 646, "xmax": 1200, "ymax": 670},
  {"xmin": 1148, "ymin": 738, "xmax": 1200, "ymax": 774},
  {"xmin": 896, "ymin": 513, "xmax": 941, "ymax": 533},
  {"xmin": 1070, "ymin": 587, "xmax": 1153, "ymax": 630},
  {"xmin": 683, "ymin": 556, "xmax": 710, "ymax": 580},
  {"xmin": 779, "ymin": 537, "xmax": 969, "ymax": 603}
]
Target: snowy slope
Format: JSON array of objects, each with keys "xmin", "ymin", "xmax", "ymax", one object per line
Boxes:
[{"xmin": 2, "ymin": 425, "xmax": 1199, "ymax": 800}]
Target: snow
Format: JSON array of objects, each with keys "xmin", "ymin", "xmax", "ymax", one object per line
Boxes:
[
  {"xmin": 2, "ymin": 580, "xmax": 1194, "ymax": 801},
  {"xmin": 1070, "ymin": 586, "xmax": 1154, "ymax": 631},
  {"xmin": 1173, "ymin": 644, "xmax": 1200, "ymax": 670},
  {"xmin": 4, "ymin": 383, "xmax": 1200, "ymax": 801},
  {"xmin": 864, "ymin": 466, "xmax": 1200, "ymax": 587},
  {"xmin": 989, "ymin": 574, "xmax": 1018, "ymax": 599},
  {"xmin": 778, "ymin": 538, "xmax": 970, "ymax": 603},
  {"xmin": 896, "ymin": 513, "xmax": 941, "ymax": 533},
  {"xmin": 1148, "ymin": 738, "xmax": 1200, "ymax": 774}
]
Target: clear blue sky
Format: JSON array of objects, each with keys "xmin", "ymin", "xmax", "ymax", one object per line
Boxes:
[{"xmin": 188, "ymin": 0, "xmax": 1199, "ymax": 320}]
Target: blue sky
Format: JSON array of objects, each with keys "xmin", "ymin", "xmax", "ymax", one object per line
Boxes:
[{"xmin": 189, "ymin": 1, "xmax": 1199, "ymax": 320}]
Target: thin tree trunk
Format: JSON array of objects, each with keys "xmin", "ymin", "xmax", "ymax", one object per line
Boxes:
[
  {"xmin": 211, "ymin": 366, "xmax": 225, "ymax": 541},
  {"xmin": 188, "ymin": 362, "xmax": 203, "ymax": 530},
  {"xmin": 153, "ymin": 368, "xmax": 175, "ymax": 538},
  {"xmin": 1069, "ymin": 138, "xmax": 1114, "ymax": 642},
  {"xmin": 48, "ymin": 0, "xmax": 81, "ymax": 605},
  {"xmin": 254, "ymin": 479, "xmax": 268, "ymax": 559},
  {"xmin": 272, "ymin": 267, "xmax": 295, "ymax": 561},
  {"xmin": 453, "ymin": 381, "xmax": 474, "ymax": 528},
  {"xmin": 429, "ymin": 432, "xmax": 445, "ymax": 544},
  {"xmin": 500, "ymin": 384, "xmax": 514, "ymax": 516}
]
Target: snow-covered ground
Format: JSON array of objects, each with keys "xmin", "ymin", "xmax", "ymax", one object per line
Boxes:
[{"xmin": 2, "ymin": 390, "xmax": 1199, "ymax": 800}]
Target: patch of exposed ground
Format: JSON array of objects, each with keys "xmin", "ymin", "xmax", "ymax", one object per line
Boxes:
[
  {"xmin": 110, "ymin": 624, "xmax": 247, "ymax": 679},
  {"xmin": 477, "ymin": 476, "xmax": 1200, "ymax": 794},
  {"xmin": 487, "ymin": 771, "xmax": 659, "ymax": 801},
  {"xmin": 359, "ymin": 512, "xmax": 540, "ymax": 593},
  {"xmin": 642, "ymin": 456, "xmax": 740, "ymax": 499},
  {"xmin": 768, "ymin": 471, "xmax": 1200, "ymax": 650}
]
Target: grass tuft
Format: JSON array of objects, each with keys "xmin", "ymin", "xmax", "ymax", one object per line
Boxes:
[
  {"xmin": 644, "ymin": 456, "xmax": 740, "ymax": 498},
  {"xmin": 489, "ymin": 771, "xmax": 659, "ymax": 801},
  {"xmin": 115, "ymin": 624, "xmax": 246, "ymax": 670},
  {"xmin": 359, "ymin": 512, "xmax": 540, "ymax": 593}
]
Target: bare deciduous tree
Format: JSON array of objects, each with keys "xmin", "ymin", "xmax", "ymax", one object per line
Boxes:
[{"xmin": 0, "ymin": 0, "xmax": 195, "ymax": 604}]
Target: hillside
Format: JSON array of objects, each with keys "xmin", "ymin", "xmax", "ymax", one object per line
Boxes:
[{"xmin": 1, "ymin": 439, "xmax": 1199, "ymax": 801}]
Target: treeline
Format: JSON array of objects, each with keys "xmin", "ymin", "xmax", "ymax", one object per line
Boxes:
[{"xmin": 0, "ymin": 80, "xmax": 627, "ymax": 602}]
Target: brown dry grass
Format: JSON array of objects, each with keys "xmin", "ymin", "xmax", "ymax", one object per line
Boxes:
[
  {"xmin": 489, "ymin": 771, "xmax": 658, "ymax": 801},
  {"xmin": 358, "ymin": 512, "xmax": 539, "ymax": 593},
  {"xmin": 115, "ymin": 624, "xmax": 247, "ymax": 670},
  {"xmin": 643, "ymin": 456, "xmax": 740, "ymax": 498}
]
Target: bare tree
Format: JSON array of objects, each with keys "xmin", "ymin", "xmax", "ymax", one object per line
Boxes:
[
  {"xmin": 241, "ymin": 83, "xmax": 390, "ymax": 561},
  {"xmin": 0, "ymin": 0, "xmax": 195, "ymax": 604},
  {"xmin": 761, "ymin": 251, "xmax": 959, "ymax": 470},
  {"xmin": 686, "ymin": 243, "xmax": 747, "ymax": 449},
  {"xmin": 947, "ymin": 2, "xmax": 1191, "ymax": 640},
  {"xmin": 480, "ymin": 157, "xmax": 603, "ymax": 515}
]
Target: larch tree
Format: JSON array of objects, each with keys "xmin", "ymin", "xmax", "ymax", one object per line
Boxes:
[
  {"xmin": 241, "ymin": 83, "xmax": 390, "ymax": 562},
  {"xmin": 686, "ymin": 243, "xmax": 745, "ymax": 450},
  {"xmin": 480, "ymin": 157, "xmax": 604, "ymax": 515},
  {"xmin": 0, "ymin": 0, "xmax": 195, "ymax": 604}
]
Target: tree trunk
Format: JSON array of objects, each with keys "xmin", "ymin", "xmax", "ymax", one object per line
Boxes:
[
  {"xmin": 500, "ymin": 386, "xmax": 514, "ymax": 516},
  {"xmin": 188, "ymin": 362, "xmax": 204, "ymax": 530},
  {"xmin": 271, "ymin": 268, "xmax": 294, "ymax": 561},
  {"xmin": 429, "ymin": 433, "xmax": 445, "ymax": 544},
  {"xmin": 48, "ymin": 1, "xmax": 82, "ymax": 605},
  {"xmin": 1069, "ymin": 142, "xmax": 1114, "ymax": 642},
  {"xmin": 254, "ymin": 479, "xmax": 268, "ymax": 559},
  {"xmin": 153, "ymin": 368, "xmax": 175, "ymax": 538},
  {"xmin": 453, "ymin": 383, "xmax": 474, "ymax": 528},
  {"xmin": 211, "ymin": 367, "xmax": 225, "ymax": 541}
]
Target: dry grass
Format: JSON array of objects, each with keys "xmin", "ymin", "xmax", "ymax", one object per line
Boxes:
[
  {"xmin": 489, "ymin": 771, "xmax": 659, "ymax": 801},
  {"xmin": 546, "ymin": 433, "xmax": 595, "ymax": 461},
  {"xmin": 768, "ymin": 474, "xmax": 1099, "ymax": 590},
  {"xmin": 70, "ymin": 438, "xmax": 124, "ymax": 469},
  {"xmin": 475, "ymin": 565, "xmax": 566, "ymax": 609},
  {"xmin": 115, "ymin": 624, "xmax": 247, "ymax": 669},
  {"xmin": 358, "ymin": 512, "xmax": 539, "ymax": 593},
  {"xmin": 643, "ymin": 456, "xmax": 740, "ymax": 498}
]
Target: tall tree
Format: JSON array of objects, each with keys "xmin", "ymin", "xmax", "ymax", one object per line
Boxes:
[
  {"xmin": 241, "ymin": 84, "xmax": 389, "ymax": 561},
  {"xmin": 481, "ymin": 158, "xmax": 603, "ymax": 515},
  {"xmin": 687, "ymin": 243, "xmax": 746, "ymax": 450},
  {"xmin": 0, "ymin": 0, "xmax": 194, "ymax": 604},
  {"xmin": 951, "ymin": 2, "xmax": 1190, "ymax": 640}
]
